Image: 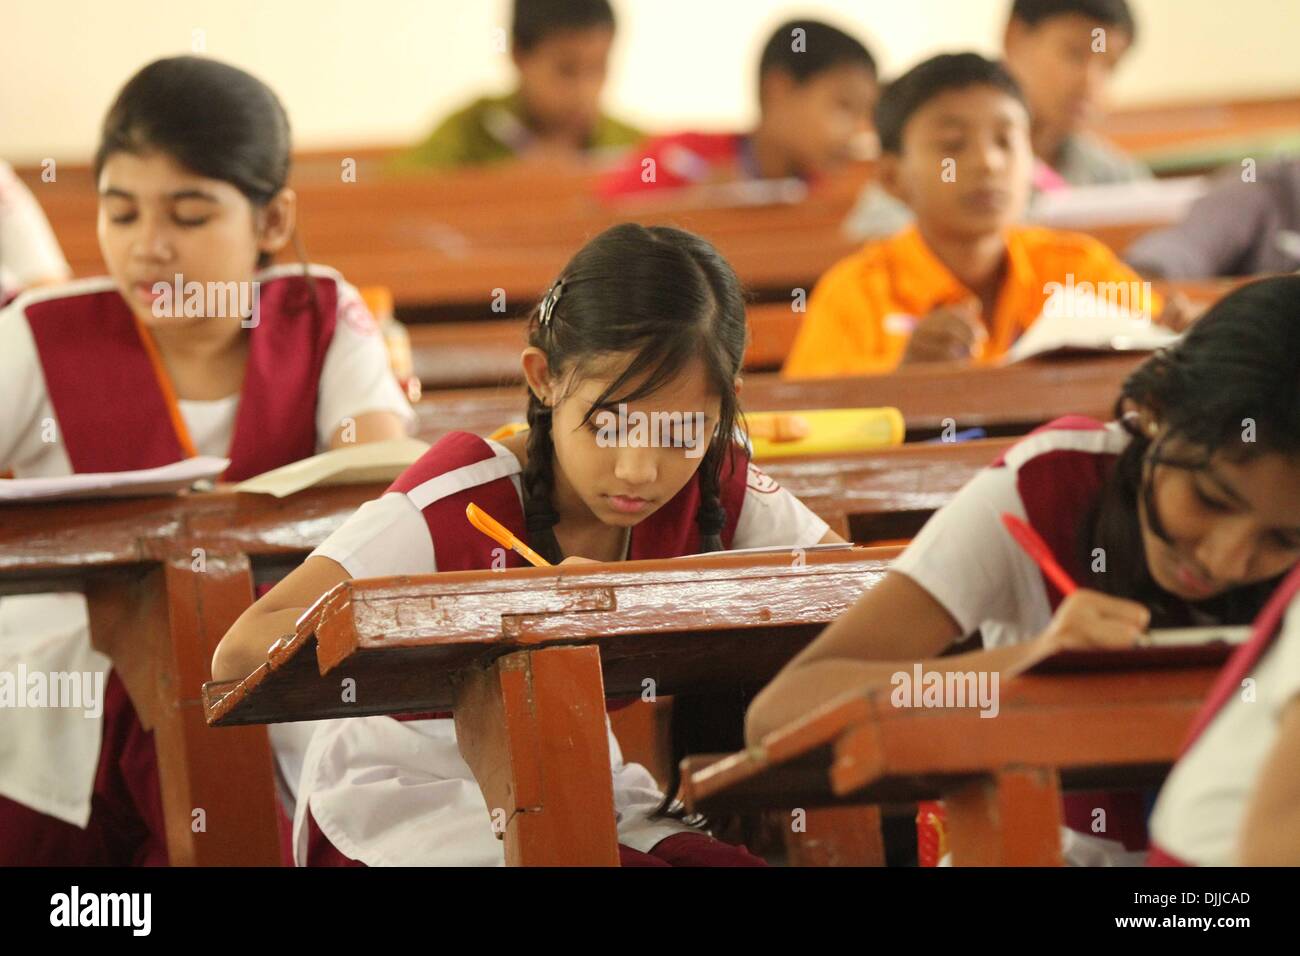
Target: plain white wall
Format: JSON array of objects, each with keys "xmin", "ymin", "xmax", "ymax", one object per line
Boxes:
[{"xmin": 4, "ymin": 0, "xmax": 1299, "ymax": 164}]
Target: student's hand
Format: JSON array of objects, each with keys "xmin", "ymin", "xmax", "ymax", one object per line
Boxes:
[
  {"xmin": 1153, "ymin": 292, "xmax": 1206, "ymax": 334},
  {"xmin": 559, "ymin": 556, "xmax": 599, "ymax": 565},
  {"xmin": 900, "ymin": 300, "xmax": 988, "ymax": 365},
  {"xmin": 1036, "ymin": 590, "xmax": 1150, "ymax": 654}
]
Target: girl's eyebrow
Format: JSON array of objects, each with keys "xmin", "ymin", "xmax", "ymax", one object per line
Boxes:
[
  {"xmin": 98, "ymin": 186, "xmax": 220, "ymax": 202},
  {"xmin": 1206, "ymin": 466, "xmax": 1300, "ymax": 534},
  {"xmin": 169, "ymin": 189, "xmax": 220, "ymax": 202},
  {"xmin": 1204, "ymin": 467, "xmax": 1249, "ymax": 508}
]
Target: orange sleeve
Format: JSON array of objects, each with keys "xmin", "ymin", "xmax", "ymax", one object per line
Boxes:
[{"xmin": 782, "ymin": 253, "xmax": 900, "ymax": 379}]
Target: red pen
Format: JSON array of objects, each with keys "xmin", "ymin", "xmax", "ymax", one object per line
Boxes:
[{"xmin": 1001, "ymin": 512, "xmax": 1077, "ymax": 596}]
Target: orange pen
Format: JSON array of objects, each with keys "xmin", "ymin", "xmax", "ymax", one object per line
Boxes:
[
  {"xmin": 466, "ymin": 502, "xmax": 552, "ymax": 567},
  {"xmin": 1000, "ymin": 512, "xmax": 1077, "ymax": 596}
]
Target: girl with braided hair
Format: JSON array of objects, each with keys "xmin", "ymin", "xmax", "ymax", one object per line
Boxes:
[
  {"xmin": 749, "ymin": 274, "xmax": 1300, "ymax": 866},
  {"xmin": 215, "ymin": 223, "xmax": 842, "ymax": 866}
]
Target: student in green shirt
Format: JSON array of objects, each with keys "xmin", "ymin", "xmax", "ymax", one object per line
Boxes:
[{"xmin": 396, "ymin": 0, "xmax": 641, "ymax": 170}]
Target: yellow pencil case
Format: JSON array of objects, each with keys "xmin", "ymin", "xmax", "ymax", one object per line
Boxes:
[{"xmin": 745, "ymin": 407, "xmax": 905, "ymax": 460}]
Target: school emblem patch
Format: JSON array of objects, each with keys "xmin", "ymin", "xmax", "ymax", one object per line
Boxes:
[
  {"xmin": 746, "ymin": 462, "xmax": 780, "ymax": 494},
  {"xmin": 340, "ymin": 297, "xmax": 378, "ymax": 336}
]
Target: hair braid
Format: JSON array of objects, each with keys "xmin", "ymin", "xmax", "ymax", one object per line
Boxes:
[{"xmin": 521, "ymin": 391, "xmax": 564, "ymax": 565}]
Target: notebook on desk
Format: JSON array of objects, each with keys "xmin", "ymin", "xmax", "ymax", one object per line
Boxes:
[{"xmin": 1030, "ymin": 625, "xmax": 1250, "ymax": 673}]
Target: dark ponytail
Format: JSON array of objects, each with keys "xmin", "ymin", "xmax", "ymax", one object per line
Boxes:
[
  {"xmin": 1084, "ymin": 275, "xmax": 1300, "ymax": 625},
  {"xmin": 520, "ymin": 224, "xmax": 753, "ymax": 830},
  {"xmin": 94, "ymin": 56, "xmax": 294, "ymax": 270}
]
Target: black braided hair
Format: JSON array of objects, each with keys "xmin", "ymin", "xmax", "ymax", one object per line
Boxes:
[
  {"xmin": 1081, "ymin": 275, "xmax": 1300, "ymax": 626},
  {"xmin": 521, "ymin": 389, "xmax": 564, "ymax": 565}
]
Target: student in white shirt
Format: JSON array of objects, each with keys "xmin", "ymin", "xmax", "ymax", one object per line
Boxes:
[
  {"xmin": 0, "ymin": 55, "xmax": 412, "ymax": 865},
  {"xmin": 749, "ymin": 275, "xmax": 1300, "ymax": 865},
  {"xmin": 214, "ymin": 224, "xmax": 842, "ymax": 866}
]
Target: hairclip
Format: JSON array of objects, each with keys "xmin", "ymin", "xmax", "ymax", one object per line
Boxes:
[{"xmin": 539, "ymin": 279, "xmax": 564, "ymax": 328}]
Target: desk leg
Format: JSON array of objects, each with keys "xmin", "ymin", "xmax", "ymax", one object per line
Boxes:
[
  {"xmin": 946, "ymin": 768, "xmax": 1063, "ymax": 866},
  {"xmin": 86, "ymin": 556, "xmax": 281, "ymax": 866},
  {"xmin": 784, "ymin": 806, "xmax": 886, "ymax": 866},
  {"xmin": 455, "ymin": 644, "xmax": 620, "ymax": 866}
]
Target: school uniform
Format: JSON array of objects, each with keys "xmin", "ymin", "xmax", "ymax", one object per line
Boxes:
[
  {"xmin": 598, "ymin": 132, "xmax": 764, "ymax": 199},
  {"xmin": 395, "ymin": 92, "xmax": 642, "ymax": 170},
  {"xmin": 291, "ymin": 430, "xmax": 829, "ymax": 866},
  {"xmin": 1148, "ymin": 563, "xmax": 1300, "ymax": 866},
  {"xmin": 782, "ymin": 224, "xmax": 1159, "ymax": 379},
  {"xmin": 891, "ymin": 416, "xmax": 1196, "ymax": 865},
  {"xmin": 0, "ymin": 264, "xmax": 414, "ymax": 864}
]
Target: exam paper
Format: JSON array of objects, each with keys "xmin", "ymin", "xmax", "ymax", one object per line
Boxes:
[{"xmin": 0, "ymin": 456, "xmax": 230, "ymax": 503}]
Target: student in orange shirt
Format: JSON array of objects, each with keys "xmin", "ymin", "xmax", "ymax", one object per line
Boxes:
[{"xmin": 783, "ymin": 53, "xmax": 1188, "ymax": 380}]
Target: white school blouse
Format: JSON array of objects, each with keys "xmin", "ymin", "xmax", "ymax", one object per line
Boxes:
[
  {"xmin": 1149, "ymin": 596, "xmax": 1300, "ymax": 865},
  {"xmin": 290, "ymin": 444, "xmax": 830, "ymax": 866},
  {"xmin": 0, "ymin": 266, "xmax": 414, "ymax": 826}
]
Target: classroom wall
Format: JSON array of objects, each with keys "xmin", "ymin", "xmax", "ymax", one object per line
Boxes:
[{"xmin": 4, "ymin": 0, "xmax": 1299, "ymax": 164}]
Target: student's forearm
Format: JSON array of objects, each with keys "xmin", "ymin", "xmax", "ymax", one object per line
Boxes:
[
  {"xmin": 745, "ymin": 640, "xmax": 1048, "ymax": 745},
  {"xmin": 210, "ymin": 606, "xmax": 308, "ymax": 682}
]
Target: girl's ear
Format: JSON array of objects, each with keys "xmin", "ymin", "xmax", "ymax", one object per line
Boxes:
[
  {"xmin": 521, "ymin": 347, "xmax": 554, "ymax": 404},
  {"xmin": 256, "ymin": 187, "xmax": 297, "ymax": 257}
]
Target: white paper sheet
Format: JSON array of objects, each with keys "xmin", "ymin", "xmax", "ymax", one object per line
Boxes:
[{"xmin": 0, "ymin": 456, "xmax": 230, "ymax": 502}]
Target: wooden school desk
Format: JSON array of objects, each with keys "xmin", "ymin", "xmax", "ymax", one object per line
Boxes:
[
  {"xmin": 413, "ymin": 354, "xmax": 1146, "ymax": 444},
  {"xmin": 405, "ymin": 279, "xmax": 1238, "ymax": 390},
  {"xmin": 0, "ymin": 437, "xmax": 1006, "ymax": 865},
  {"xmin": 0, "ymin": 483, "xmax": 386, "ymax": 865},
  {"xmin": 16, "ymin": 150, "xmax": 1215, "ymax": 317},
  {"xmin": 203, "ymin": 547, "xmax": 902, "ymax": 866},
  {"xmin": 683, "ymin": 648, "xmax": 1229, "ymax": 866}
]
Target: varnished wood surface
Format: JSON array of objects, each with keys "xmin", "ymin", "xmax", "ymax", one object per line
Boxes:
[
  {"xmin": 683, "ymin": 657, "xmax": 1223, "ymax": 865},
  {"xmin": 203, "ymin": 546, "xmax": 901, "ymax": 727}
]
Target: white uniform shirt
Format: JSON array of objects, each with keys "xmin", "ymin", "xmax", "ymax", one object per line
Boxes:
[
  {"xmin": 0, "ymin": 265, "xmax": 414, "ymax": 826},
  {"xmin": 1149, "ymin": 596, "xmax": 1300, "ymax": 865},
  {"xmin": 291, "ymin": 440, "xmax": 830, "ymax": 865}
]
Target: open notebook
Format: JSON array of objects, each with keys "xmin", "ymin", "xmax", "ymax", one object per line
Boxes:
[
  {"xmin": 232, "ymin": 438, "xmax": 430, "ymax": 498},
  {"xmin": 1003, "ymin": 284, "xmax": 1180, "ymax": 363},
  {"xmin": 1031, "ymin": 625, "xmax": 1250, "ymax": 673}
]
